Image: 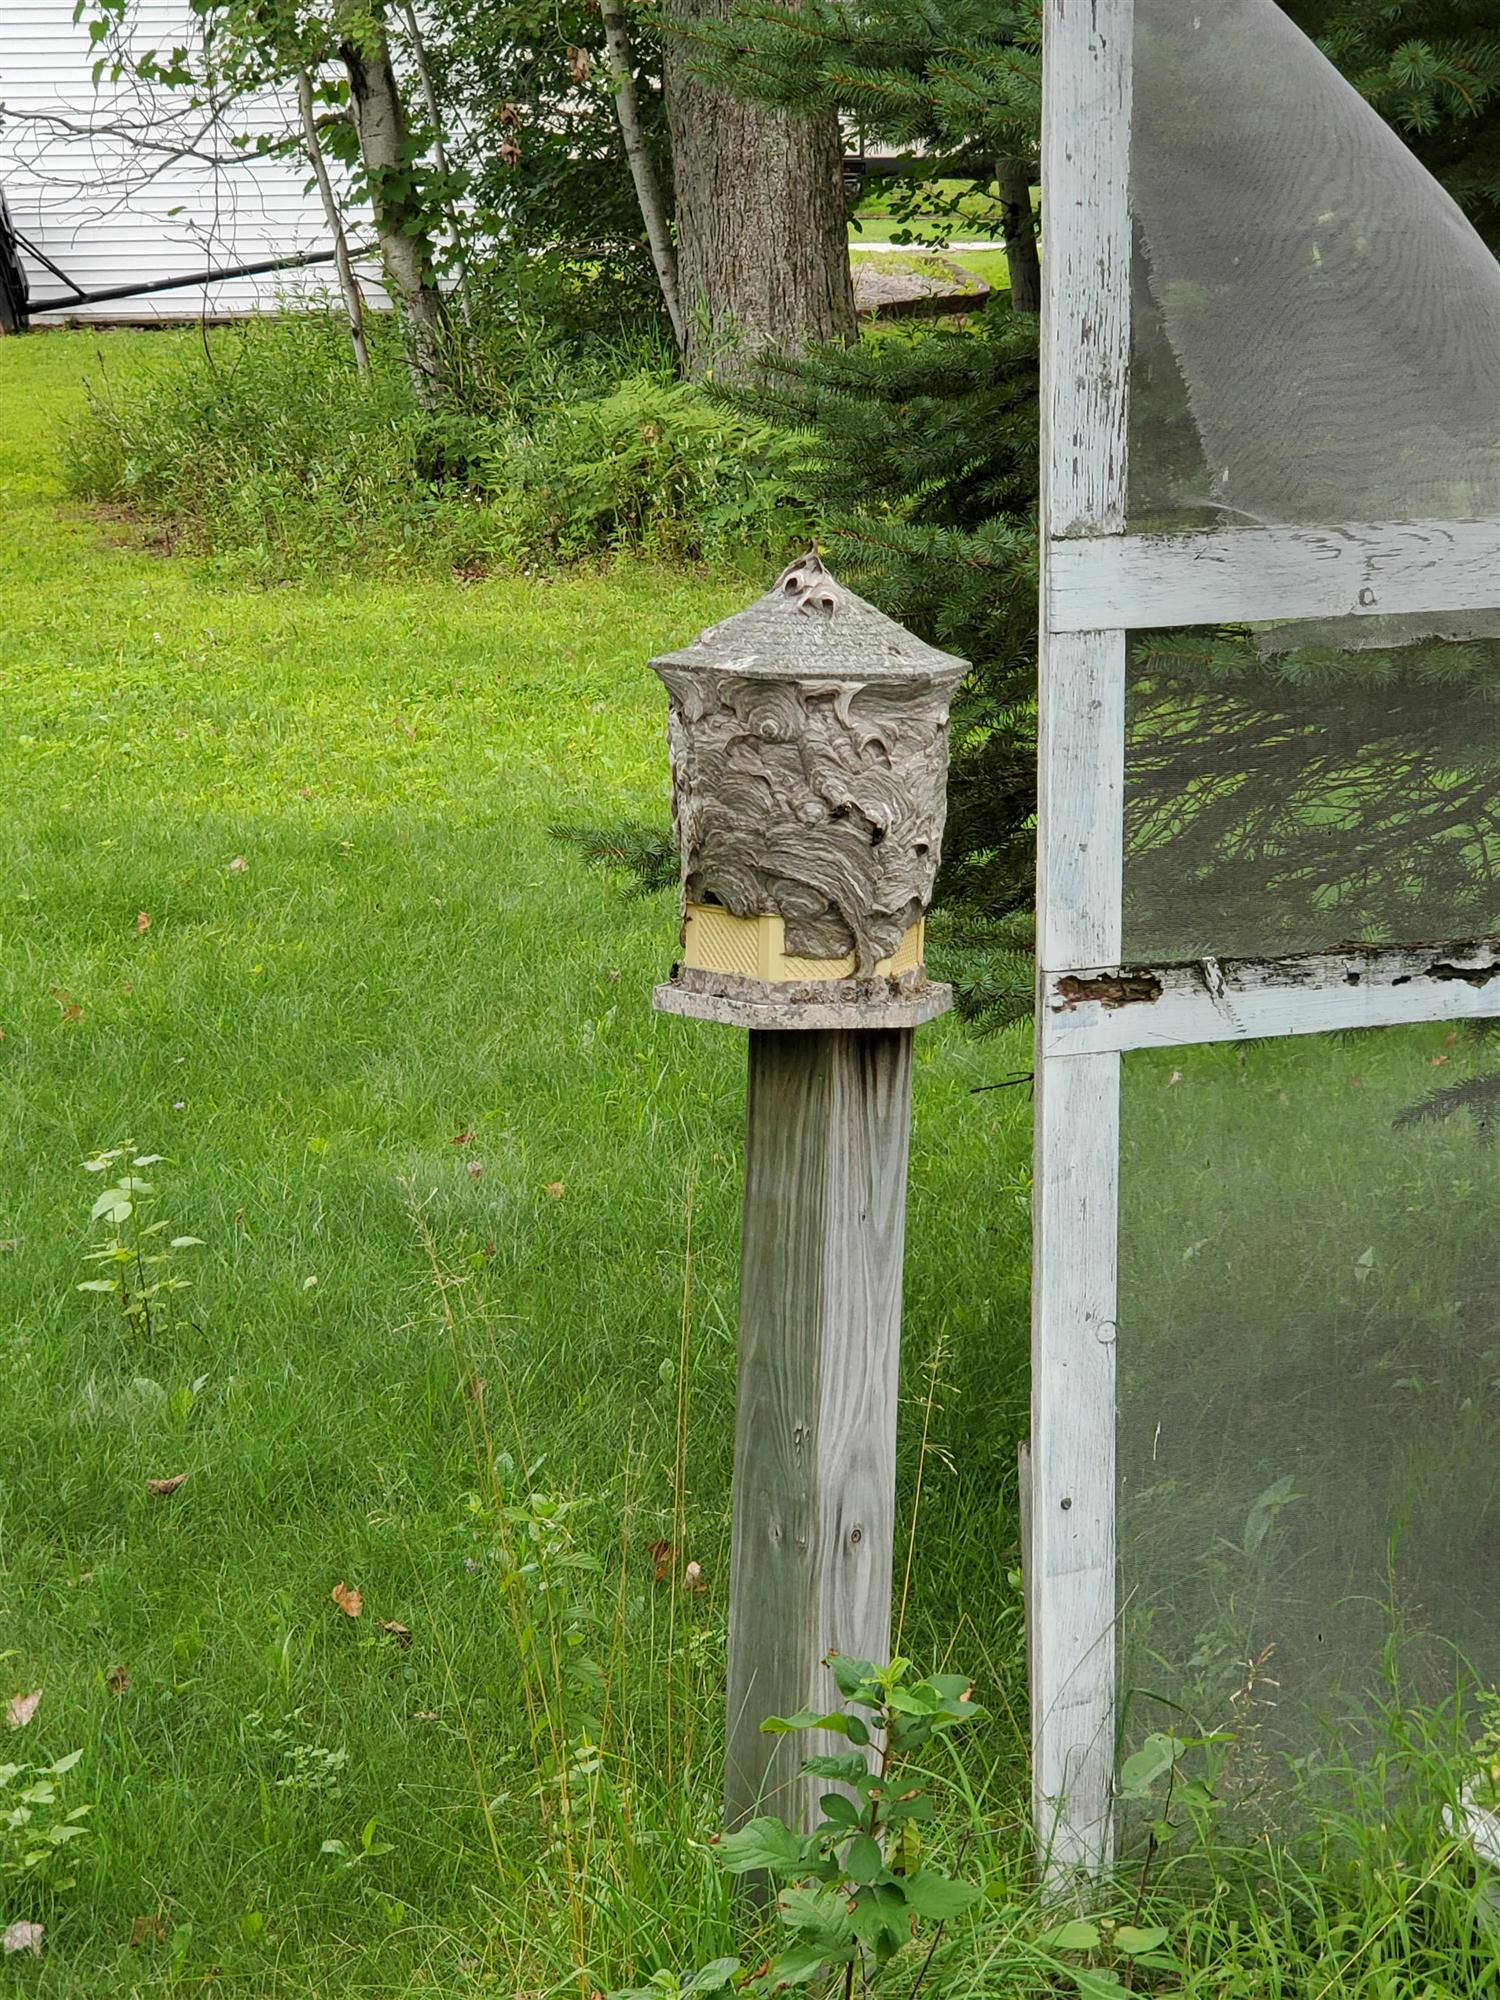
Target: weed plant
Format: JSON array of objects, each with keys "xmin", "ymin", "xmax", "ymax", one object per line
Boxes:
[{"xmin": 61, "ymin": 304, "xmax": 812, "ymax": 579}]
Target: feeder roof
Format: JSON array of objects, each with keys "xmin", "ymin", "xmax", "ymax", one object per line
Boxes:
[{"xmin": 649, "ymin": 551, "xmax": 969, "ymax": 687}]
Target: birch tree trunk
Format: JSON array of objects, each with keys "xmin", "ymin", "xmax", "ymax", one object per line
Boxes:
[
  {"xmin": 664, "ymin": 0, "xmax": 854, "ymax": 381},
  {"xmin": 600, "ymin": 0, "xmax": 684, "ymax": 351},
  {"xmin": 337, "ymin": 16, "xmax": 448, "ymax": 401},
  {"xmin": 397, "ymin": 0, "xmax": 468, "ymax": 298},
  {"xmin": 998, "ymin": 157, "xmax": 1041, "ymax": 314},
  {"xmin": 296, "ymin": 67, "xmax": 370, "ymax": 376}
]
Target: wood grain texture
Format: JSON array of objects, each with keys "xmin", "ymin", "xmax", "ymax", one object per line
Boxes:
[
  {"xmin": 1033, "ymin": 0, "xmax": 1133, "ymax": 1885},
  {"xmin": 1029, "ymin": 1050, "xmax": 1119, "ymax": 1879},
  {"xmin": 1049, "ymin": 518, "xmax": 1500, "ymax": 632},
  {"xmin": 726, "ymin": 1029, "xmax": 914, "ymax": 1835},
  {"xmin": 1042, "ymin": 939, "xmax": 1500, "ymax": 1056},
  {"xmin": 1040, "ymin": 0, "xmax": 1133, "ymax": 538},
  {"xmin": 1035, "ymin": 629, "xmax": 1125, "ymax": 972}
]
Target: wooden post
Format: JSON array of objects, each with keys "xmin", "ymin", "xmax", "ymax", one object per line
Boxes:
[
  {"xmin": 1032, "ymin": 0, "xmax": 1133, "ymax": 1883},
  {"xmin": 725, "ymin": 1027, "xmax": 913, "ymax": 1832},
  {"xmin": 647, "ymin": 554, "xmax": 964, "ymax": 1840}
]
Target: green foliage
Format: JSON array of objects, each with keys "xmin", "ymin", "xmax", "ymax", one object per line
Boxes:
[
  {"xmin": 63, "ymin": 309, "xmax": 798, "ymax": 574},
  {"xmin": 77, "ymin": 1145, "xmax": 202, "ymax": 1343},
  {"xmin": 675, "ymin": 0, "xmax": 1039, "ymax": 163},
  {"xmin": 549, "ymin": 822, "xmax": 679, "ymax": 897},
  {"xmin": 614, "ymin": 1660, "xmax": 984, "ymax": 1999},
  {"xmin": 0, "ymin": 1750, "xmax": 93, "ymax": 1902},
  {"xmin": 499, "ymin": 376, "xmax": 812, "ymax": 565},
  {"xmin": 1292, "ymin": 0, "xmax": 1500, "ymax": 244},
  {"xmin": 433, "ymin": 0, "xmax": 673, "ymax": 331}
]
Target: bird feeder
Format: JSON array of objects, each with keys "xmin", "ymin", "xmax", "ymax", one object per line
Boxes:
[{"xmin": 650, "ymin": 552, "xmax": 966, "ymax": 1832}]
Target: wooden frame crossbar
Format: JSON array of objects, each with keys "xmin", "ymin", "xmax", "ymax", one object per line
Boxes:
[
  {"xmin": 1049, "ymin": 519, "xmax": 1500, "ymax": 632},
  {"xmin": 1031, "ymin": 0, "xmax": 1500, "ymax": 1890},
  {"xmin": 1040, "ymin": 940, "xmax": 1500, "ymax": 1058}
]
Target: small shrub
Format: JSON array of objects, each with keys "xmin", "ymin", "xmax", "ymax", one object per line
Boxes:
[
  {"xmin": 614, "ymin": 1658, "xmax": 984, "ymax": 1999},
  {"xmin": 496, "ymin": 375, "xmax": 813, "ymax": 565}
]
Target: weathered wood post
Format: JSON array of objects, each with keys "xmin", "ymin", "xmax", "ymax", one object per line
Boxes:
[{"xmin": 650, "ymin": 552, "xmax": 966, "ymax": 1835}]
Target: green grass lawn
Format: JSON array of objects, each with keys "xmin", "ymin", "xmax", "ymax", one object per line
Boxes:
[
  {"xmin": 0, "ymin": 331, "xmax": 1032, "ymax": 1995},
  {"xmin": 6, "ymin": 329, "xmax": 1500, "ymax": 2000}
]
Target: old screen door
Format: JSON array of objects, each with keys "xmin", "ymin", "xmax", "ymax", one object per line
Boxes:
[{"xmin": 1032, "ymin": 0, "xmax": 1500, "ymax": 1874}]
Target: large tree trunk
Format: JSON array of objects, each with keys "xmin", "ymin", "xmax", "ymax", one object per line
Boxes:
[
  {"xmin": 338, "ymin": 16, "xmax": 448, "ymax": 401},
  {"xmin": 664, "ymin": 4, "xmax": 855, "ymax": 381},
  {"xmin": 998, "ymin": 157, "xmax": 1041, "ymax": 314}
]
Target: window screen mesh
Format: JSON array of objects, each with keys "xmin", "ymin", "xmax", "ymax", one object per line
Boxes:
[
  {"xmin": 1128, "ymin": 0, "xmax": 1500, "ymax": 533},
  {"xmin": 1122, "ymin": 631, "xmax": 1500, "ymax": 962},
  {"xmin": 1118, "ymin": 1030, "xmax": 1500, "ymax": 1824}
]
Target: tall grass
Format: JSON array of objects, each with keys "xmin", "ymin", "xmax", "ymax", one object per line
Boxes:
[{"xmin": 60, "ymin": 305, "xmax": 812, "ymax": 579}]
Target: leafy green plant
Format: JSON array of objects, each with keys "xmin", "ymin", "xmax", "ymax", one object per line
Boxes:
[
  {"xmin": 238, "ymin": 1708, "xmax": 349, "ymax": 1796},
  {"xmin": 496, "ymin": 375, "xmax": 813, "ymax": 565},
  {"xmin": 76, "ymin": 1146, "xmax": 203, "ymax": 1341},
  {"xmin": 0, "ymin": 1749, "xmax": 93, "ymax": 1900},
  {"xmin": 615, "ymin": 1657, "xmax": 983, "ymax": 1999}
]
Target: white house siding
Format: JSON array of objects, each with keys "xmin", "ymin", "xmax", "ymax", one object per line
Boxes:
[{"xmin": 0, "ymin": 2, "xmax": 381, "ymax": 321}]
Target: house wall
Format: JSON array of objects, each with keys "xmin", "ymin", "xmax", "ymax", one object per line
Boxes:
[{"xmin": 0, "ymin": 1, "xmax": 382, "ymax": 321}]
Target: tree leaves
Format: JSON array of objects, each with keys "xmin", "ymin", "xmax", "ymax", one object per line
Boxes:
[{"xmin": 713, "ymin": 1816, "xmax": 805, "ymax": 1876}]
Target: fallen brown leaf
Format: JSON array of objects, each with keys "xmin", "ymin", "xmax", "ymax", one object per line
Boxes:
[
  {"xmin": 382, "ymin": 1621, "xmax": 413, "ymax": 1649},
  {"xmin": 465, "ymin": 1160, "xmax": 485, "ymax": 1180},
  {"xmin": 2, "ymin": 1920, "xmax": 43, "ymax": 1957},
  {"xmin": 648, "ymin": 1539, "xmax": 674, "ymax": 1583},
  {"xmin": 1430, "ymin": 1054, "xmax": 1449, "ymax": 1067},
  {"xmin": 450, "ymin": 1130, "xmax": 474, "ymax": 1146},
  {"xmin": 146, "ymin": 1473, "xmax": 188, "ymax": 1497},
  {"xmin": 412, "ymin": 1709, "xmax": 440, "ymax": 1722},
  {"xmin": 50, "ymin": 987, "xmax": 83, "ymax": 1023},
  {"xmin": 105, "ymin": 1665, "xmax": 130, "ymax": 1695},
  {"xmin": 226, "ymin": 855, "xmax": 248, "ymax": 874},
  {"xmin": 128, "ymin": 1912, "xmax": 166, "ymax": 1948},
  {"xmin": 682, "ymin": 1561, "xmax": 707, "ymax": 1594},
  {"xmin": 6, "ymin": 1689, "xmax": 42, "ymax": 1730},
  {"xmin": 135, "ymin": 911, "xmax": 151, "ymax": 934},
  {"xmin": 331, "ymin": 1580, "xmax": 363, "ymax": 1618},
  {"xmin": 545, "ymin": 1181, "xmax": 566, "ymax": 1199}
]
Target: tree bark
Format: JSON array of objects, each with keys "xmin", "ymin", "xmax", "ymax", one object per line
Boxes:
[
  {"xmin": 337, "ymin": 17, "xmax": 448, "ymax": 401},
  {"xmin": 396, "ymin": 0, "xmax": 468, "ymax": 298},
  {"xmin": 998, "ymin": 156, "xmax": 1041, "ymax": 314},
  {"xmin": 664, "ymin": 1, "xmax": 855, "ymax": 381},
  {"xmin": 296, "ymin": 68, "xmax": 370, "ymax": 376},
  {"xmin": 600, "ymin": 0, "xmax": 684, "ymax": 352}
]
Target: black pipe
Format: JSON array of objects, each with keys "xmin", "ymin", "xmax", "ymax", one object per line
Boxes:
[{"xmin": 28, "ymin": 240, "xmax": 377, "ymax": 314}]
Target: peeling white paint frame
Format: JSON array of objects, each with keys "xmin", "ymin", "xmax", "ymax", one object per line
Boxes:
[{"xmin": 1031, "ymin": 0, "xmax": 1500, "ymax": 1886}]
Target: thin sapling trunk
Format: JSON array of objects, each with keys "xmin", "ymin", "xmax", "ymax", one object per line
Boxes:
[
  {"xmin": 296, "ymin": 66, "xmax": 370, "ymax": 376},
  {"xmin": 599, "ymin": 0, "xmax": 684, "ymax": 351}
]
